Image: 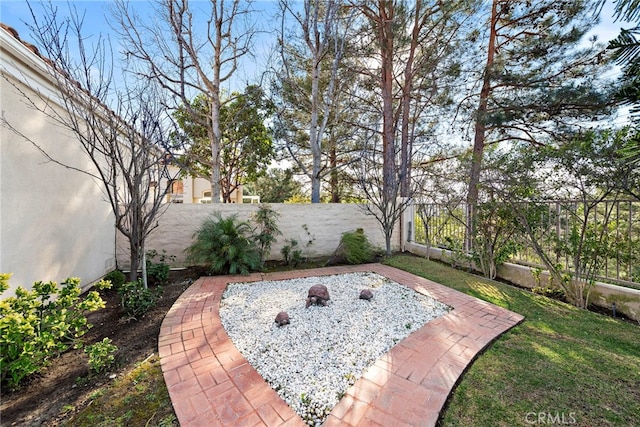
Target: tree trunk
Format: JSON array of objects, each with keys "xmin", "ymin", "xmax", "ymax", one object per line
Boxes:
[
  {"xmin": 310, "ymin": 43, "xmax": 323, "ymax": 203},
  {"xmin": 379, "ymin": 1, "xmax": 396, "ymax": 204},
  {"xmin": 330, "ymin": 143, "xmax": 340, "ymax": 203},
  {"xmin": 400, "ymin": 0, "xmax": 421, "ymax": 198},
  {"xmin": 210, "ymin": 86, "xmax": 222, "ymax": 203},
  {"xmin": 466, "ymin": 0, "xmax": 498, "ymax": 250},
  {"xmin": 385, "ymin": 230, "xmax": 392, "ymax": 256},
  {"xmin": 128, "ymin": 236, "xmax": 140, "ymax": 283}
]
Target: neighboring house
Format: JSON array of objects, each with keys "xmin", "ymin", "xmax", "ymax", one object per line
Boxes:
[
  {"xmin": 0, "ymin": 24, "xmax": 115, "ymax": 295},
  {"xmin": 162, "ymin": 165, "xmax": 260, "ymax": 204}
]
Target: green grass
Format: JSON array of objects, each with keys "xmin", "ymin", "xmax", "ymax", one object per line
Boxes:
[
  {"xmin": 63, "ymin": 355, "xmax": 177, "ymax": 427},
  {"xmin": 385, "ymin": 254, "xmax": 640, "ymax": 427}
]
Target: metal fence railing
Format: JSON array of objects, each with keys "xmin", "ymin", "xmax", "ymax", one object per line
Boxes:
[{"xmin": 412, "ymin": 200, "xmax": 640, "ymax": 287}]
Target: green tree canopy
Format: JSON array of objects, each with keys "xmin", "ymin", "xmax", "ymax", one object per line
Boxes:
[
  {"xmin": 607, "ymin": 0, "xmax": 640, "ymax": 166},
  {"xmin": 246, "ymin": 168, "xmax": 303, "ymax": 203},
  {"xmin": 464, "ymin": 0, "xmax": 614, "ymax": 252},
  {"xmin": 174, "ymin": 85, "xmax": 275, "ymax": 202}
]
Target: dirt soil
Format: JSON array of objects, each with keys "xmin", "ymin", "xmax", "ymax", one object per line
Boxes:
[{"xmin": 1, "ymin": 267, "xmax": 207, "ymax": 427}]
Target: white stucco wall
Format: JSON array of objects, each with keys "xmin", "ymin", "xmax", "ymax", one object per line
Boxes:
[
  {"xmin": 1, "ymin": 26, "xmax": 115, "ymax": 295},
  {"xmin": 116, "ymin": 203, "xmax": 399, "ymax": 269}
]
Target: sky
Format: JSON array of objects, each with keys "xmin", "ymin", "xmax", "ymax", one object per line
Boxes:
[
  {"xmin": 0, "ymin": 0, "xmax": 282, "ymax": 93},
  {"xmin": 1, "ymin": 1, "xmax": 630, "ymax": 40},
  {"xmin": 0, "ymin": 1, "xmax": 633, "ymax": 94}
]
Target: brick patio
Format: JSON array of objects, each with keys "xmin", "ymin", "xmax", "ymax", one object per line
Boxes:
[{"xmin": 158, "ymin": 264, "xmax": 524, "ymax": 426}]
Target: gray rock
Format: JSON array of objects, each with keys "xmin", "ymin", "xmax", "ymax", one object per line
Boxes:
[{"xmin": 359, "ymin": 289, "xmax": 374, "ymax": 301}]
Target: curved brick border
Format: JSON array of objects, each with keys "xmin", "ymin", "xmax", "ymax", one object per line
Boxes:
[{"xmin": 158, "ymin": 264, "xmax": 524, "ymax": 426}]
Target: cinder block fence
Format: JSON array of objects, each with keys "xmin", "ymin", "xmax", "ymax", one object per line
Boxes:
[{"xmin": 116, "ymin": 203, "xmax": 399, "ymax": 269}]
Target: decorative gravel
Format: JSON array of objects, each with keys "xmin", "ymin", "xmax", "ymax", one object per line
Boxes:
[{"xmin": 219, "ymin": 272, "xmax": 451, "ymax": 425}]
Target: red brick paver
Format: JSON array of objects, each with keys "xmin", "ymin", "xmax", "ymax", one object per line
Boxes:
[{"xmin": 159, "ymin": 264, "xmax": 524, "ymax": 426}]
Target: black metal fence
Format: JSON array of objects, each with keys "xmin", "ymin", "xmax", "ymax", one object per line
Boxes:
[{"xmin": 411, "ymin": 200, "xmax": 640, "ymax": 287}]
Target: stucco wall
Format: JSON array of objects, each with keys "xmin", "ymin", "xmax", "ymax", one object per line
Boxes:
[
  {"xmin": 1, "ymin": 27, "xmax": 116, "ymax": 295},
  {"xmin": 116, "ymin": 203, "xmax": 397, "ymax": 269}
]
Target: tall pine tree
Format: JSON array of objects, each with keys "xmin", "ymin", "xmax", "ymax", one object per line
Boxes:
[{"xmin": 465, "ymin": 0, "xmax": 613, "ymax": 246}]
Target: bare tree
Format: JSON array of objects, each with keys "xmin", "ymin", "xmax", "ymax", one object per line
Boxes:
[
  {"xmin": 1, "ymin": 3, "xmax": 181, "ymax": 284},
  {"xmin": 112, "ymin": 0, "xmax": 257, "ymax": 203},
  {"xmin": 356, "ymin": 129, "xmax": 429, "ymax": 255},
  {"xmin": 273, "ymin": 0, "xmax": 354, "ymax": 203}
]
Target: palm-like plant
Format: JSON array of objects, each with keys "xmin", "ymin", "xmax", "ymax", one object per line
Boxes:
[{"xmin": 186, "ymin": 212, "xmax": 260, "ymax": 275}]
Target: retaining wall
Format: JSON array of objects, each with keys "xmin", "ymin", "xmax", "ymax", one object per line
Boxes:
[{"xmin": 405, "ymin": 242, "xmax": 640, "ymax": 322}]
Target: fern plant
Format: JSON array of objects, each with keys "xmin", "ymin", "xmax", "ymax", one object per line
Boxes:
[{"xmin": 186, "ymin": 212, "xmax": 261, "ymax": 275}]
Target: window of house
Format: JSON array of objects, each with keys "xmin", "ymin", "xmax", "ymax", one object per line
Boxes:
[
  {"xmin": 199, "ymin": 190, "xmax": 213, "ymax": 204},
  {"xmin": 168, "ymin": 180, "xmax": 184, "ymax": 194}
]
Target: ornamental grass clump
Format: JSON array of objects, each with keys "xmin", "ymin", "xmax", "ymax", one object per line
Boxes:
[{"xmin": 330, "ymin": 228, "xmax": 377, "ymax": 265}]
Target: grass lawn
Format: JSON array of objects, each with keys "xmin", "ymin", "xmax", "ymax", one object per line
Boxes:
[
  {"xmin": 385, "ymin": 254, "xmax": 640, "ymax": 427},
  {"xmin": 64, "ymin": 355, "xmax": 177, "ymax": 427},
  {"xmin": 66, "ymin": 255, "xmax": 639, "ymax": 426}
]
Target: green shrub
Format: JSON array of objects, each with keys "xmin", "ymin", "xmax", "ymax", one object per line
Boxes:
[
  {"xmin": 145, "ymin": 250, "xmax": 173, "ymax": 285},
  {"xmin": 85, "ymin": 337, "xmax": 118, "ymax": 373},
  {"xmin": 186, "ymin": 212, "xmax": 261, "ymax": 275},
  {"xmin": 281, "ymin": 224, "xmax": 315, "ymax": 267},
  {"xmin": 281, "ymin": 239, "xmax": 303, "ymax": 267},
  {"xmin": 117, "ymin": 280, "xmax": 161, "ymax": 319},
  {"xmin": 0, "ymin": 274, "xmax": 106, "ymax": 389},
  {"xmin": 340, "ymin": 228, "xmax": 376, "ymax": 264},
  {"xmin": 252, "ymin": 204, "xmax": 281, "ymax": 267},
  {"xmin": 104, "ymin": 270, "xmax": 126, "ymax": 288},
  {"xmin": 146, "ymin": 262, "xmax": 169, "ymax": 286}
]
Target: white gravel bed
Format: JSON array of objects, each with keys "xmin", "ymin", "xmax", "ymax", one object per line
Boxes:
[{"xmin": 219, "ymin": 272, "xmax": 450, "ymax": 425}]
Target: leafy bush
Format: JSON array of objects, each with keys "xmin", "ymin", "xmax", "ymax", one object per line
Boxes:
[
  {"xmin": 104, "ymin": 270, "xmax": 126, "ymax": 288},
  {"xmin": 252, "ymin": 204, "xmax": 281, "ymax": 266},
  {"xmin": 85, "ymin": 337, "xmax": 118, "ymax": 373},
  {"xmin": 145, "ymin": 250, "xmax": 173, "ymax": 285},
  {"xmin": 0, "ymin": 274, "xmax": 107, "ymax": 389},
  {"xmin": 281, "ymin": 239, "xmax": 303, "ymax": 267},
  {"xmin": 186, "ymin": 212, "xmax": 261, "ymax": 275},
  {"xmin": 472, "ymin": 201, "xmax": 521, "ymax": 279},
  {"xmin": 117, "ymin": 280, "xmax": 161, "ymax": 319}
]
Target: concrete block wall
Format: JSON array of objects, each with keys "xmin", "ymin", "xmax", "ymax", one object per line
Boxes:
[{"xmin": 116, "ymin": 203, "xmax": 397, "ymax": 269}]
